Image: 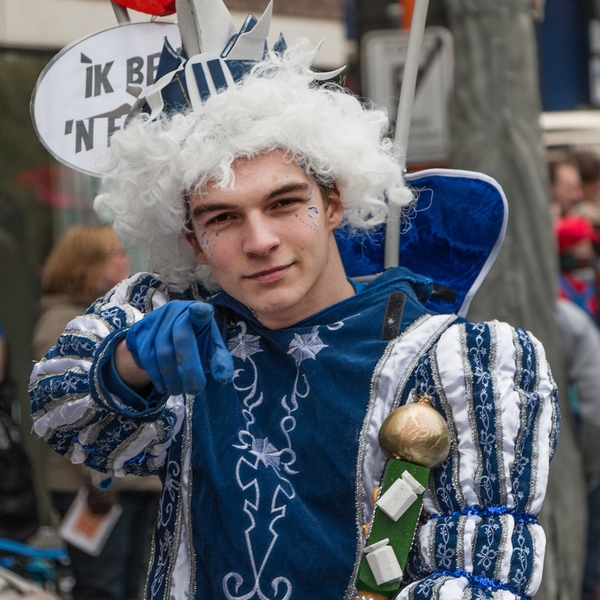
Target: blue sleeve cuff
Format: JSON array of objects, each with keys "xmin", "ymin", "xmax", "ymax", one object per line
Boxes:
[{"xmin": 91, "ymin": 328, "xmax": 169, "ymax": 419}]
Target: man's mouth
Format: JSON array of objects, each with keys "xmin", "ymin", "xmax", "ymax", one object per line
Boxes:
[{"xmin": 246, "ymin": 265, "xmax": 292, "ymax": 283}]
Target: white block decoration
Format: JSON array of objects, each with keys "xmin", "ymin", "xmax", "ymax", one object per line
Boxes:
[
  {"xmin": 376, "ymin": 470, "xmax": 426, "ymax": 522},
  {"xmin": 364, "ymin": 538, "xmax": 403, "ymax": 585}
]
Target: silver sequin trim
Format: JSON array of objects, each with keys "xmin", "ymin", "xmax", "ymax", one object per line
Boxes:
[
  {"xmin": 185, "ymin": 394, "xmax": 197, "ymax": 600},
  {"xmin": 456, "ymin": 516, "xmax": 467, "ymax": 570},
  {"xmin": 431, "ymin": 349, "xmax": 465, "ymax": 510},
  {"xmin": 489, "ymin": 324, "xmax": 507, "ymax": 506},
  {"xmin": 84, "ymin": 413, "xmax": 116, "ymax": 445},
  {"xmin": 525, "ymin": 335, "xmax": 542, "ymax": 514},
  {"xmin": 510, "ymin": 328, "xmax": 528, "ymax": 485},
  {"xmin": 122, "ymin": 274, "xmax": 169, "ymax": 316},
  {"xmin": 493, "ymin": 514, "xmax": 509, "ymax": 582},
  {"xmin": 45, "ymin": 408, "xmax": 98, "ymax": 442},
  {"xmin": 431, "ymin": 575, "xmax": 453, "ymax": 599},
  {"xmin": 460, "ymin": 323, "xmax": 483, "ymax": 503},
  {"xmin": 30, "ymin": 389, "xmax": 90, "ymax": 422},
  {"xmin": 390, "ymin": 315, "xmax": 459, "ymax": 411},
  {"xmin": 428, "ymin": 517, "xmax": 438, "ymax": 570},
  {"xmin": 84, "ymin": 308, "xmax": 137, "ymax": 330},
  {"xmin": 106, "ymin": 424, "xmax": 148, "ymax": 473},
  {"xmin": 164, "ymin": 422, "xmax": 189, "ymax": 600},
  {"xmin": 29, "ymin": 363, "xmax": 90, "ymax": 393}
]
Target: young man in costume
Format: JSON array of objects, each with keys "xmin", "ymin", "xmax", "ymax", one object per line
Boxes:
[{"xmin": 29, "ymin": 27, "xmax": 558, "ymax": 600}]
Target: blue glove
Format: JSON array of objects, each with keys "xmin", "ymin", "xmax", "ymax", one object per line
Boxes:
[{"xmin": 125, "ymin": 301, "xmax": 233, "ymax": 396}]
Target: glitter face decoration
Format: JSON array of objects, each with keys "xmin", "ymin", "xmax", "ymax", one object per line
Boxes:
[{"xmin": 293, "ymin": 182, "xmax": 320, "ymax": 230}]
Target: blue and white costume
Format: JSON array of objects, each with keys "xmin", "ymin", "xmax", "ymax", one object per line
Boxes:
[{"xmin": 29, "ymin": 266, "xmax": 558, "ymax": 600}]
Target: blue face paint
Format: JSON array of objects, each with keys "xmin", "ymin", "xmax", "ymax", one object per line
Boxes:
[
  {"xmin": 307, "ymin": 206, "xmax": 319, "ymax": 227},
  {"xmin": 199, "ymin": 230, "xmax": 212, "ymax": 256},
  {"xmin": 294, "ymin": 206, "xmax": 319, "ymax": 230}
]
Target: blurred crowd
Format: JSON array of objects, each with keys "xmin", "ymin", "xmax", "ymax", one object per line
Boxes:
[
  {"xmin": 0, "ymin": 227, "xmax": 160, "ymax": 599},
  {"xmin": 551, "ymin": 148, "xmax": 600, "ymax": 600}
]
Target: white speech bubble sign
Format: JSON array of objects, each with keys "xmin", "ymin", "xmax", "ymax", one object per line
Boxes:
[{"xmin": 31, "ymin": 22, "xmax": 181, "ymax": 177}]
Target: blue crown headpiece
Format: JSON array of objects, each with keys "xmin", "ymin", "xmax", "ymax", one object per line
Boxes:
[{"xmin": 134, "ymin": 0, "xmax": 344, "ymax": 120}]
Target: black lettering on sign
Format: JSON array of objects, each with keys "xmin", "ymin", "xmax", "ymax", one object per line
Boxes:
[
  {"xmin": 75, "ymin": 119, "xmax": 94, "ymax": 153},
  {"xmin": 85, "ymin": 66, "xmax": 94, "ymax": 98},
  {"xmin": 147, "ymin": 52, "xmax": 160, "ymax": 85},
  {"xmin": 127, "ymin": 56, "xmax": 144, "ymax": 85},
  {"xmin": 94, "ymin": 62, "xmax": 115, "ymax": 97},
  {"xmin": 81, "ymin": 53, "xmax": 93, "ymax": 98}
]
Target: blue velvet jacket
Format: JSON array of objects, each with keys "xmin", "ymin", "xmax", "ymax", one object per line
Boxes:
[{"xmin": 29, "ymin": 268, "xmax": 558, "ymax": 600}]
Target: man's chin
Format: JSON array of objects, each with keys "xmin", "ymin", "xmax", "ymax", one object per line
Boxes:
[{"xmin": 247, "ymin": 295, "xmax": 305, "ymax": 329}]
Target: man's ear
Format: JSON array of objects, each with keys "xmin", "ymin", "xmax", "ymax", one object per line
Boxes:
[
  {"xmin": 326, "ymin": 186, "xmax": 344, "ymax": 230},
  {"xmin": 184, "ymin": 232, "xmax": 210, "ymax": 265}
]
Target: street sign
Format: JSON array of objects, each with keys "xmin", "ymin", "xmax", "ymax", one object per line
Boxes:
[{"xmin": 362, "ymin": 27, "xmax": 453, "ymax": 165}]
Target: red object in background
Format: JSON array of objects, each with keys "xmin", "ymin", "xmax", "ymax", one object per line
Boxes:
[
  {"xmin": 15, "ymin": 165, "xmax": 79, "ymax": 208},
  {"xmin": 112, "ymin": 0, "xmax": 176, "ymax": 16},
  {"xmin": 556, "ymin": 214, "xmax": 600, "ymax": 253},
  {"xmin": 402, "ymin": 0, "xmax": 414, "ymax": 29}
]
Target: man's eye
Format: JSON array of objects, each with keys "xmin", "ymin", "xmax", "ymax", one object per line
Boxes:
[
  {"xmin": 275, "ymin": 198, "xmax": 299, "ymax": 208},
  {"xmin": 207, "ymin": 213, "xmax": 232, "ymax": 226}
]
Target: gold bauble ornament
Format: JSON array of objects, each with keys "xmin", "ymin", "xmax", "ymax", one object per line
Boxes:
[{"xmin": 378, "ymin": 394, "xmax": 451, "ymax": 469}]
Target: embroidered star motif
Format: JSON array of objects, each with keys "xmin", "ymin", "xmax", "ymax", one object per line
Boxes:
[
  {"xmin": 250, "ymin": 438, "xmax": 281, "ymax": 470},
  {"xmin": 287, "ymin": 328, "xmax": 328, "ymax": 365},
  {"xmin": 228, "ymin": 330, "xmax": 262, "ymax": 361}
]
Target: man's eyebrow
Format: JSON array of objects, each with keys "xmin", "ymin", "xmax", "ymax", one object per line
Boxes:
[
  {"xmin": 262, "ymin": 182, "xmax": 312, "ymax": 202},
  {"xmin": 191, "ymin": 182, "xmax": 313, "ymax": 218},
  {"xmin": 191, "ymin": 203, "xmax": 235, "ymax": 218}
]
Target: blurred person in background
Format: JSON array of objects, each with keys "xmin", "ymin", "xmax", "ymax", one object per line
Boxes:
[
  {"xmin": 556, "ymin": 297, "xmax": 600, "ymax": 600},
  {"xmin": 550, "ymin": 154, "xmax": 584, "ymax": 219},
  {"xmin": 33, "ymin": 225, "xmax": 161, "ymax": 600},
  {"xmin": 573, "ymin": 149, "xmax": 600, "ymax": 228},
  {"xmin": 0, "ymin": 326, "xmax": 6, "ymax": 385},
  {"xmin": 0, "ymin": 325, "xmax": 59, "ymax": 598},
  {"xmin": 0, "ymin": 322, "xmax": 38, "ymax": 543},
  {"xmin": 556, "ymin": 214, "xmax": 600, "ymax": 324}
]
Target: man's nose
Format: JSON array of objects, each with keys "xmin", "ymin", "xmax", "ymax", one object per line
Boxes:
[{"xmin": 241, "ymin": 215, "xmax": 280, "ymax": 256}]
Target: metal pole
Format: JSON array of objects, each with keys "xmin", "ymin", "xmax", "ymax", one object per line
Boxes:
[
  {"xmin": 111, "ymin": 0, "xmax": 131, "ymax": 24},
  {"xmin": 384, "ymin": 0, "xmax": 430, "ymax": 268}
]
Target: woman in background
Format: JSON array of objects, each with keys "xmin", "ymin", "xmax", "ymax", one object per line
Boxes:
[
  {"xmin": 33, "ymin": 225, "xmax": 131, "ymax": 355},
  {"xmin": 33, "ymin": 225, "xmax": 161, "ymax": 600}
]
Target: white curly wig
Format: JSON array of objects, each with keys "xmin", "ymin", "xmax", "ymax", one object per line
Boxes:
[{"xmin": 95, "ymin": 40, "xmax": 413, "ymax": 291}]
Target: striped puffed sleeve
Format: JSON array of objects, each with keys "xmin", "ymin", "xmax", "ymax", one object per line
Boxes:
[
  {"xmin": 29, "ymin": 273, "xmax": 188, "ymax": 477},
  {"xmin": 399, "ymin": 320, "xmax": 559, "ymax": 600}
]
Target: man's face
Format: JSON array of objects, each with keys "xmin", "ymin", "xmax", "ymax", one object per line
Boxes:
[
  {"xmin": 553, "ymin": 163, "xmax": 583, "ymax": 215},
  {"xmin": 186, "ymin": 152, "xmax": 353, "ymax": 329}
]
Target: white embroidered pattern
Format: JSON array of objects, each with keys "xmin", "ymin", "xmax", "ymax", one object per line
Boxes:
[
  {"xmin": 150, "ymin": 459, "xmax": 181, "ymax": 599},
  {"xmin": 223, "ymin": 323, "xmax": 329, "ymax": 600}
]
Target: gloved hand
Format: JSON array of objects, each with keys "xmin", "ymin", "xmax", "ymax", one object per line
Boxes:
[{"xmin": 125, "ymin": 301, "xmax": 233, "ymax": 396}]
